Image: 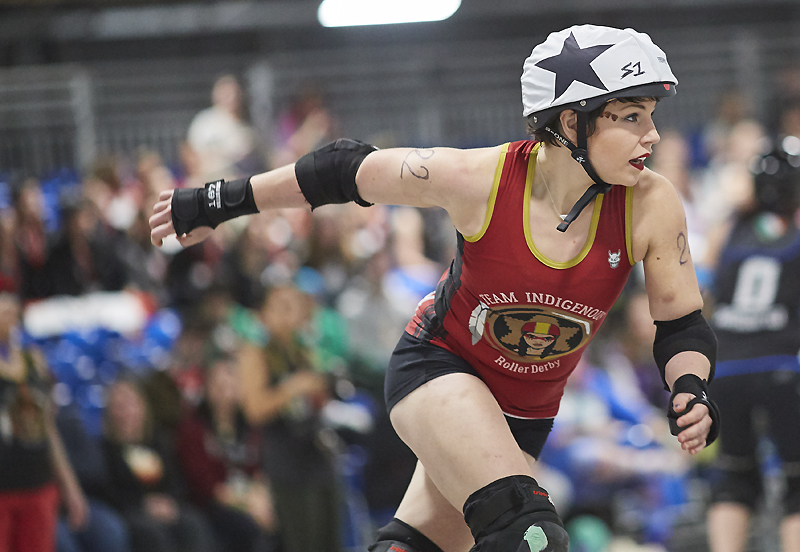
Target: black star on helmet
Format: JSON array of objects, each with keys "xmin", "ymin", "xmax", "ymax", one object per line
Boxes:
[{"xmin": 535, "ymin": 32, "xmax": 614, "ymax": 102}]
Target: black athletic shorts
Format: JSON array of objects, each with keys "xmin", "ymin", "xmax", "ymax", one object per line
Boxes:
[
  {"xmin": 385, "ymin": 331, "xmax": 554, "ymax": 459},
  {"xmin": 713, "ymin": 364, "xmax": 800, "ymax": 468}
]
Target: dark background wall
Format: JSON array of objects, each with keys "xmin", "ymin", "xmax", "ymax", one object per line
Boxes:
[{"xmin": 0, "ymin": 0, "xmax": 798, "ymax": 176}]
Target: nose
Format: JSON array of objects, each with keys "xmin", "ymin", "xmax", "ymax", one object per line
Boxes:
[{"xmin": 643, "ymin": 121, "xmax": 660, "ymax": 147}]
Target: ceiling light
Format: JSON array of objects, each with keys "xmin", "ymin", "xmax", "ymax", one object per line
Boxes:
[{"xmin": 318, "ymin": 0, "xmax": 462, "ymax": 27}]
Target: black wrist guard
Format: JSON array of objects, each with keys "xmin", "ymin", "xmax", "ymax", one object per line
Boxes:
[
  {"xmin": 171, "ymin": 178, "xmax": 259, "ymax": 236},
  {"xmin": 653, "ymin": 309, "xmax": 717, "ymax": 390},
  {"xmin": 667, "ymin": 373, "xmax": 721, "ymax": 446},
  {"xmin": 294, "ymin": 138, "xmax": 377, "ymax": 210}
]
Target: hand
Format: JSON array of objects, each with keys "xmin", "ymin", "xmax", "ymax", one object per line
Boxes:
[
  {"xmin": 213, "ymin": 482, "xmax": 234, "ymax": 506},
  {"xmin": 149, "ymin": 190, "xmax": 213, "ymax": 247},
  {"xmin": 246, "ymin": 481, "xmax": 277, "ymax": 530},
  {"xmin": 144, "ymin": 493, "xmax": 179, "ymax": 523},
  {"xmin": 671, "ymin": 392, "xmax": 712, "ymax": 455},
  {"xmin": 283, "ymin": 371, "xmax": 328, "ymax": 399},
  {"xmin": 63, "ymin": 484, "xmax": 90, "ymax": 530}
]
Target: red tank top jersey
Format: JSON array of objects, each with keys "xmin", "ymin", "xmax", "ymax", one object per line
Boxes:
[{"xmin": 405, "ymin": 140, "xmax": 635, "ymax": 419}]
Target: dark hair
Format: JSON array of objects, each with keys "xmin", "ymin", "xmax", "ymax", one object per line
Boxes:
[
  {"xmin": 528, "ymin": 96, "xmax": 658, "ymax": 146},
  {"xmin": 104, "ymin": 375, "xmax": 154, "ymax": 443}
]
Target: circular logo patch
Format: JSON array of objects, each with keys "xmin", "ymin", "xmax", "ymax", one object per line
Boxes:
[{"xmin": 470, "ymin": 304, "xmax": 591, "ymax": 363}]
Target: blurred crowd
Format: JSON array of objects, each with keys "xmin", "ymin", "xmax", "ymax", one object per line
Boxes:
[{"xmin": 1, "ymin": 70, "xmax": 799, "ymax": 552}]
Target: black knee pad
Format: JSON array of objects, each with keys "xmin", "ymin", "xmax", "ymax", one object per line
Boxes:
[
  {"xmin": 711, "ymin": 456, "xmax": 762, "ymax": 510},
  {"xmin": 463, "ymin": 475, "xmax": 568, "ymax": 552},
  {"xmin": 784, "ymin": 469, "xmax": 800, "ymax": 515},
  {"xmin": 368, "ymin": 518, "xmax": 445, "ymax": 552}
]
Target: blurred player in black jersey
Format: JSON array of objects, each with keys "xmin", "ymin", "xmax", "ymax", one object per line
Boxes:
[{"xmin": 706, "ymin": 142, "xmax": 800, "ymax": 552}]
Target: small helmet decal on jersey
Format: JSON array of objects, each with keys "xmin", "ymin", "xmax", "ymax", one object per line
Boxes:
[{"xmin": 522, "ymin": 25, "xmax": 678, "ymax": 127}]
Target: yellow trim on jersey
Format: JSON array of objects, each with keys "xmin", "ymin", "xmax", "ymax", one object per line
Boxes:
[
  {"xmin": 463, "ymin": 142, "xmax": 509, "ymax": 243},
  {"xmin": 625, "ymin": 186, "xmax": 635, "ymax": 266},
  {"xmin": 523, "ymin": 145, "xmax": 603, "ymax": 269}
]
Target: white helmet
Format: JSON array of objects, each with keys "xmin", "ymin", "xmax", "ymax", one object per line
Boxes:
[
  {"xmin": 522, "ymin": 25, "xmax": 677, "ymax": 128},
  {"xmin": 520, "ymin": 25, "xmax": 677, "ymax": 232}
]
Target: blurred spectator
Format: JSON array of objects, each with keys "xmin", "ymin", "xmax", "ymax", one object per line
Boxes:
[
  {"xmin": 0, "ymin": 207, "xmax": 18, "ymax": 293},
  {"xmin": 218, "ymin": 210, "xmax": 312, "ymax": 311},
  {"xmin": 272, "ymin": 86, "xmax": 335, "ymax": 168},
  {"xmin": 327, "ymin": 247, "xmax": 418, "ymax": 527},
  {"xmin": 178, "ymin": 141, "xmax": 204, "ymax": 189},
  {"xmin": 142, "ymin": 316, "xmax": 214, "ymax": 434},
  {"xmin": 13, "ymin": 178, "xmax": 54, "ymax": 300},
  {"xmin": 48, "ymin": 195, "xmax": 128, "ymax": 296},
  {"xmin": 0, "ymin": 288, "xmax": 90, "ymax": 552},
  {"xmin": 776, "ymin": 65, "xmax": 800, "ymax": 106},
  {"xmin": 599, "ymin": 289, "xmax": 670, "ymax": 410},
  {"xmin": 100, "ymin": 377, "xmax": 214, "ymax": 552},
  {"xmin": 218, "ymin": 217, "xmax": 272, "ymax": 310},
  {"xmin": 383, "ymin": 207, "xmax": 443, "ymax": 316},
  {"xmin": 55, "ymin": 405, "xmax": 131, "ymax": 552},
  {"xmin": 538, "ymin": 354, "xmax": 690, "ymax": 545},
  {"xmin": 700, "ymin": 90, "xmax": 751, "ymax": 166},
  {"xmin": 705, "ymin": 146, "xmax": 800, "ymax": 552},
  {"xmin": 187, "ymin": 74, "xmax": 266, "ymax": 181},
  {"xmin": 116, "ymin": 208, "xmax": 169, "ymax": 302},
  {"xmin": 176, "ymin": 355, "xmax": 279, "ymax": 552},
  {"xmin": 697, "ymin": 119, "xmax": 767, "ymax": 263},
  {"xmin": 164, "ymin": 233, "xmax": 226, "ymax": 312},
  {"xmin": 305, "ymin": 208, "xmax": 356, "ymax": 300},
  {"xmin": 306, "ymin": 203, "xmax": 391, "ymax": 306},
  {"xmin": 648, "ymin": 130, "xmax": 710, "ymax": 282},
  {"xmin": 82, "ymin": 155, "xmax": 140, "ymax": 235},
  {"xmin": 418, "ymin": 206, "xmax": 458, "ymax": 268},
  {"xmin": 136, "ymin": 149, "xmax": 177, "ymax": 220},
  {"xmin": 336, "ymin": 248, "xmax": 415, "ymax": 385},
  {"xmin": 292, "ymin": 266, "xmax": 350, "ymax": 375},
  {"xmin": 131, "ymin": 149, "xmax": 180, "ymax": 287},
  {"xmin": 772, "ymin": 64, "xmax": 800, "ymax": 137},
  {"xmin": 238, "ymin": 284, "xmax": 342, "ymax": 552},
  {"xmin": 778, "ymin": 96, "xmax": 800, "ymax": 140}
]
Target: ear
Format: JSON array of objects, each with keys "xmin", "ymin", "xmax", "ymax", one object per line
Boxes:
[{"xmin": 558, "ymin": 110, "xmax": 579, "ymax": 144}]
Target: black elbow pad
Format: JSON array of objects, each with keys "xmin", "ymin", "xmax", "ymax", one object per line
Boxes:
[
  {"xmin": 294, "ymin": 138, "xmax": 377, "ymax": 210},
  {"xmin": 653, "ymin": 309, "xmax": 717, "ymax": 390}
]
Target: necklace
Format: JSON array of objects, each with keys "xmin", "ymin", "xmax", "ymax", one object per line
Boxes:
[{"xmin": 540, "ymin": 168, "xmax": 567, "ymax": 221}]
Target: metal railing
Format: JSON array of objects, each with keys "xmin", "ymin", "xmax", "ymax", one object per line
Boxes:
[{"xmin": 0, "ymin": 21, "xmax": 798, "ymax": 180}]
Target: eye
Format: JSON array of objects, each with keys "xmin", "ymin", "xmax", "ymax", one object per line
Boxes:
[{"xmin": 624, "ymin": 113, "xmax": 639, "ymax": 123}]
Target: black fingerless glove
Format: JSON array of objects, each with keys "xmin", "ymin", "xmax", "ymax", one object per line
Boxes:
[
  {"xmin": 667, "ymin": 373, "xmax": 720, "ymax": 446},
  {"xmin": 171, "ymin": 178, "xmax": 259, "ymax": 236}
]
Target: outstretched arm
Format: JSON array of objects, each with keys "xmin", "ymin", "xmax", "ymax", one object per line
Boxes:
[
  {"xmin": 149, "ymin": 164, "xmax": 301, "ymax": 247},
  {"xmin": 150, "ymin": 141, "xmax": 499, "ymax": 247},
  {"xmin": 635, "ymin": 173, "xmax": 717, "ymax": 455}
]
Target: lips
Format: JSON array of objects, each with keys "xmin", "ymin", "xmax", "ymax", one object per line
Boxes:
[{"xmin": 629, "ymin": 153, "xmax": 650, "ymax": 171}]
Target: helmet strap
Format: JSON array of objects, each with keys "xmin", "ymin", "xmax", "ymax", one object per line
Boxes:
[{"xmin": 543, "ymin": 110, "xmax": 612, "ymax": 232}]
